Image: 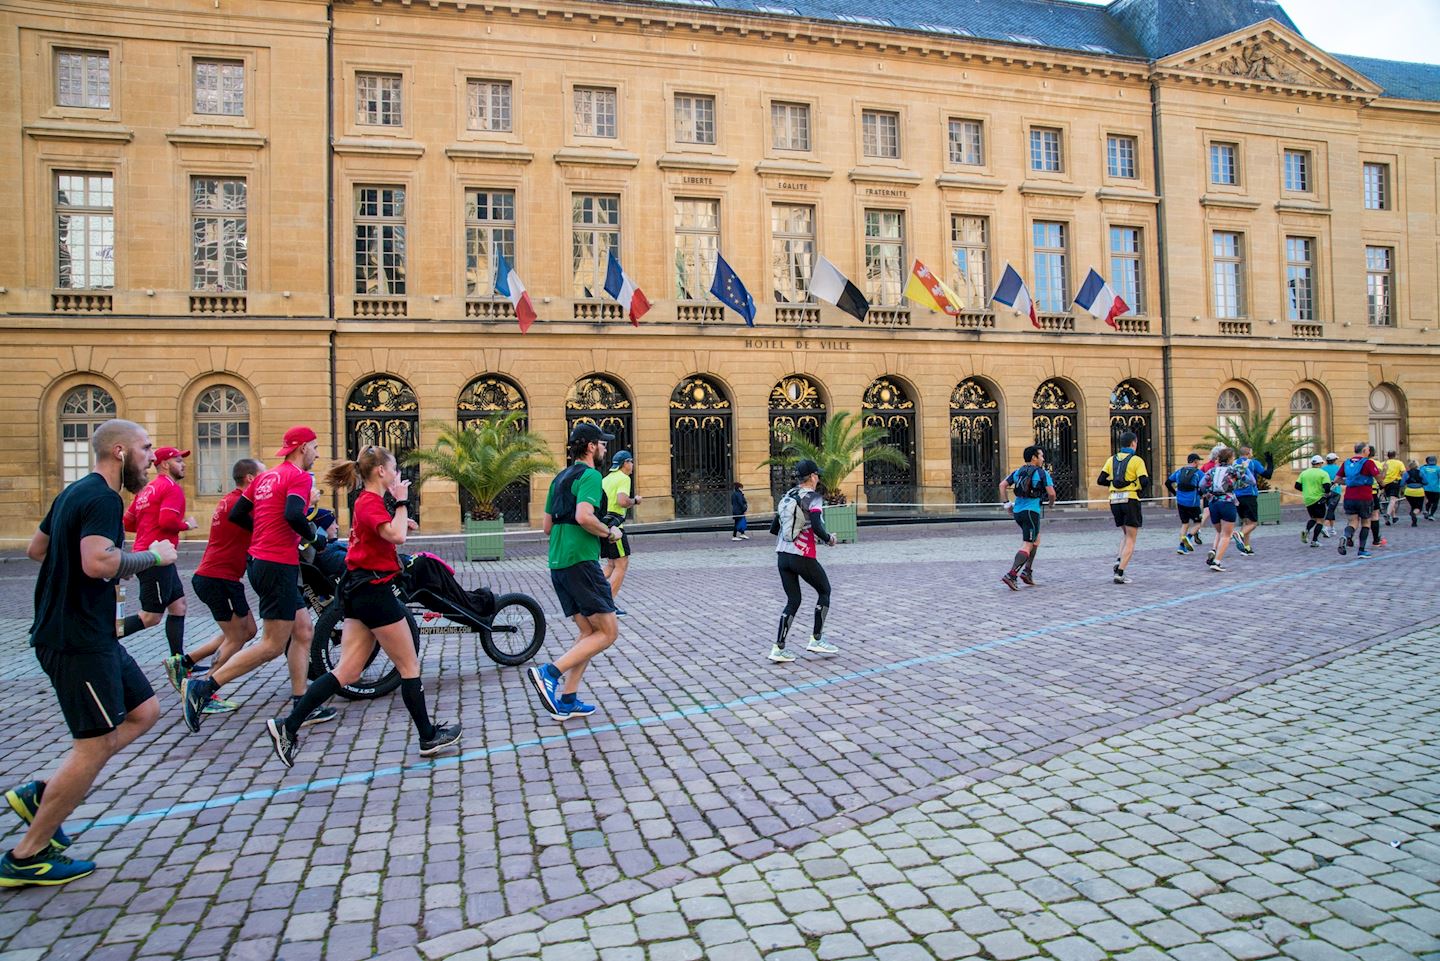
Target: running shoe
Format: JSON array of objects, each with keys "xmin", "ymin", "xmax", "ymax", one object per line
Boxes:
[
  {"xmin": 731, "ymin": 535, "xmax": 742, "ymax": 541},
  {"xmin": 1358, "ymin": 549, "xmax": 1373, "ymax": 558},
  {"xmin": 739, "ymin": 534, "xmax": 750, "ymax": 540},
  {"xmin": 551, "ymin": 698, "xmax": 597, "ymax": 721},
  {"xmin": 1412, "ymin": 516, "xmax": 1419, "ymax": 527},
  {"xmin": 1338, "ymin": 540, "xmax": 1347, "ymax": 556},
  {"xmin": 1309, "ymin": 539, "xmax": 1319, "ymax": 548},
  {"xmin": 0, "ymin": 851, "xmax": 94, "ymax": 888},
  {"xmin": 806, "ymin": 637, "xmax": 839, "ymax": 655},
  {"xmin": 1300, "ymin": 529, "xmax": 1309, "ymax": 544},
  {"xmin": 1113, "ymin": 574, "xmax": 1129, "ymax": 585},
  {"xmin": 1208, "ymin": 561, "xmax": 1226, "ymax": 572},
  {"xmin": 5, "ymin": 782, "xmax": 70, "ymax": 853},
  {"xmin": 162, "ymin": 654, "xmax": 187, "ymax": 694},
  {"xmin": 613, "ymin": 608, "xmax": 627, "ymax": 617},
  {"xmin": 265, "ymin": 718, "xmax": 298, "ymax": 769},
  {"xmin": 1239, "ymin": 545, "xmax": 1255, "ymax": 556},
  {"xmin": 1206, "ymin": 550, "xmax": 1216, "ymax": 566},
  {"xmin": 1192, "ymin": 531, "xmax": 1203, "ymax": 545},
  {"xmin": 1019, "ymin": 572, "xmax": 1037, "ymax": 587},
  {"xmin": 203, "ymin": 695, "xmax": 239, "ymax": 715},
  {"xmin": 1385, "ymin": 515, "xmax": 1393, "ymax": 526},
  {"xmin": 299, "ymin": 706, "xmax": 337, "ymax": 727},
  {"xmin": 1001, "ymin": 572, "xmax": 1019, "ymax": 591},
  {"xmin": 767, "ymin": 645, "xmax": 796, "ymax": 663},
  {"xmin": 1176, "ymin": 542, "xmax": 1188, "ymax": 555},
  {"xmin": 527, "ymin": 665, "xmax": 561, "ymax": 716},
  {"xmin": 1375, "ymin": 538, "xmax": 1388, "ymax": 547},
  {"xmin": 419, "ymin": 720, "xmax": 463, "ymax": 756},
  {"xmin": 1231, "ymin": 531, "xmax": 1244, "ymax": 549},
  {"xmin": 181, "ymin": 676, "xmax": 215, "ymax": 733}
]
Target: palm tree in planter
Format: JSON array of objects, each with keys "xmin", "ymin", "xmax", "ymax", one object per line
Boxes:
[
  {"xmin": 1197, "ymin": 408, "xmax": 1317, "ymax": 524},
  {"xmin": 405, "ymin": 413, "xmax": 557, "ymax": 560},
  {"xmin": 759, "ymin": 409, "xmax": 909, "ymax": 542}
]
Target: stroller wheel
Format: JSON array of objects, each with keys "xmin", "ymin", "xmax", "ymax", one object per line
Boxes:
[{"xmin": 481, "ymin": 593, "xmax": 546, "ymax": 666}]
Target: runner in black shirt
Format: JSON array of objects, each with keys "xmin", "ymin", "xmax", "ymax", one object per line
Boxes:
[{"xmin": 1, "ymin": 419, "xmax": 177, "ymax": 888}]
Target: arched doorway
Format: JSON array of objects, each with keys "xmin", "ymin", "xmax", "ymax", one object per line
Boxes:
[
  {"xmin": 950, "ymin": 379, "xmax": 1000, "ymax": 506},
  {"xmin": 566, "ymin": 375, "xmax": 634, "ymax": 462},
  {"xmin": 457, "ymin": 374, "xmax": 529, "ymax": 523},
  {"xmin": 59, "ymin": 384, "xmax": 116, "ymax": 486},
  {"xmin": 347, "ymin": 376, "xmax": 420, "ymax": 518},
  {"xmin": 669, "ymin": 375, "xmax": 732, "ymax": 518},
  {"xmin": 1369, "ymin": 384, "xmax": 1405, "ymax": 456},
  {"xmin": 862, "ymin": 377, "xmax": 917, "ymax": 510},
  {"xmin": 1109, "ymin": 380, "xmax": 1153, "ymax": 470},
  {"xmin": 1033, "ymin": 380, "xmax": 1080, "ymax": 501},
  {"xmin": 769, "ymin": 374, "xmax": 827, "ymax": 504}
]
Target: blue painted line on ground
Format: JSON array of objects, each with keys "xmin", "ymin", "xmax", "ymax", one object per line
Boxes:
[{"xmin": 75, "ymin": 542, "xmax": 1440, "ymax": 832}]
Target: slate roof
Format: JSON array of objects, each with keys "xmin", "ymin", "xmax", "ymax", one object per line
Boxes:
[
  {"xmin": 1106, "ymin": 0, "xmax": 1298, "ymax": 59},
  {"xmin": 1334, "ymin": 54, "xmax": 1440, "ymax": 103}
]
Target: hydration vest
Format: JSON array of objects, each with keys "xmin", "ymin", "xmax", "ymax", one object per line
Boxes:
[{"xmin": 549, "ymin": 463, "xmax": 593, "ymax": 525}]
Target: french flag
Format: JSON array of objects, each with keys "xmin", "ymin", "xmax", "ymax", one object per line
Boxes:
[
  {"xmin": 1074, "ymin": 268, "xmax": 1129, "ymax": 329},
  {"xmin": 991, "ymin": 263, "xmax": 1039, "ymax": 329},
  {"xmin": 494, "ymin": 251, "xmax": 537, "ymax": 333},
  {"xmin": 603, "ymin": 251, "xmax": 651, "ymax": 326}
]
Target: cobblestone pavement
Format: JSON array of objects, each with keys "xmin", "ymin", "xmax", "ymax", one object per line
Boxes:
[{"xmin": 0, "ymin": 510, "xmax": 1436, "ymax": 960}]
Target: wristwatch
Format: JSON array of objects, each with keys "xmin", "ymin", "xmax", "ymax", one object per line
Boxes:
[{"xmin": 392, "ymin": 499, "xmax": 410, "ymax": 510}]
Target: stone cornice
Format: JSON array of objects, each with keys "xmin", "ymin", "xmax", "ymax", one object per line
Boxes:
[
  {"xmin": 656, "ymin": 153, "xmax": 740, "ymax": 173},
  {"xmin": 848, "ymin": 166, "xmax": 923, "ymax": 187},
  {"xmin": 166, "ymin": 129, "xmax": 268, "ymax": 149},
  {"xmin": 1274, "ymin": 200, "xmax": 1333, "ymax": 215},
  {"xmin": 333, "ymin": 138, "xmax": 426, "ymax": 158},
  {"xmin": 444, "ymin": 143, "xmax": 535, "ymax": 163},
  {"xmin": 755, "ymin": 159, "xmax": 834, "ymax": 180},
  {"xmin": 1018, "ymin": 181, "xmax": 1086, "ymax": 198},
  {"xmin": 935, "ymin": 174, "xmax": 1006, "ymax": 192},
  {"xmin": 1200, "ymin": 194, "xmax": 1262, "ymax": 210},
  {"xmin": 24, "ymin": 122, "xmax": 133, "ymax": 144},
  {"xmin": 553, "ymin": 146, "xmax": 640, "ymax": 168},
  {"xmin": 1096, "ymin": 188, "xmax": 1160, "ymax": 205}
]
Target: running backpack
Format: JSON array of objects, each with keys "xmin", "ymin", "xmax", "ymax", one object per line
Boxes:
[
  {"xmin": 1175, "ymin": 466, "xmax": 1201, "ymax": 492},
  {"xmin": 1210, "ymin": 465, "xmax": 1239, "ymax": 495},
  {"xmin": 769, "ymin": 487, "xmax": 807, "ymax": 541},
  {"xmin": 1343, "ymin": 459, "xmax": 1370, "ymax": 486},
  {"xmin": 1012, "ymin": 465, "xmax": 1046, "ymax": 500}
]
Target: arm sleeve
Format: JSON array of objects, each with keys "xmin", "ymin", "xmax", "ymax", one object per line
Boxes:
[
  {"xmin": 1165, "ymin": 471, "xmax": 1178, "ymax": 494},
  {"xmin": 1257, "ymin": 455, "xmax": 1275, "ymax": 479},
  {"xmin": 808, "ymin": 504, "xmax": 832, "ymax": 542},
  {"xmin": 1096, "ymin": 458, "xmax": 1112, "ymax": 487},
  {"xmin": 228, "ymin": 495, "xmax": 254, "ymax": 531},
  {"xmin": 285, "ymin": 494, "xmax": 318, "ymax": 540}
]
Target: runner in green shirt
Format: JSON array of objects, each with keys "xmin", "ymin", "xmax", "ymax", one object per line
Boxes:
[{"xmin": 1294, "ymin": 454, "xmax": 1333, "ymax": 547}]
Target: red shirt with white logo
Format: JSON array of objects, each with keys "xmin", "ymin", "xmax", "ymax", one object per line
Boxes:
[
  {"xmin": 194, "ymin": 487, "xmax": 252, "ymax": 581},
  {"xmin": 124, "ymin": 474, "xmax": 187, "ymax": 550},
  {"xmin": 243, "ymin": 461, "xmax": 313, "ymax": 565},
  {"xmin": 346, "ymin": 491, "xmax": 400, "ymax": 574}
]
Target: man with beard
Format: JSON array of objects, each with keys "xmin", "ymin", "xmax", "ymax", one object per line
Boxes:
[
  {"xmin": 2, "ymin": 420, "xmax": 177, "ymax": 886},
  {"xmin": 121, "ymin": 447, "xmax": 197, "ymax": 665}
]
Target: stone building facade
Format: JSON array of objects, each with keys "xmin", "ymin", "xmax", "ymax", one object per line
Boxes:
[{"xmin": 1, "ymin": 0, "xmax": 1437, "ymax": 535}]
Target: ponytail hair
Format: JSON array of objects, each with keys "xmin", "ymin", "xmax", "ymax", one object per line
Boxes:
[{"xmin": 324, "ymin": 445, "xmax": 394, "ymax": 489}]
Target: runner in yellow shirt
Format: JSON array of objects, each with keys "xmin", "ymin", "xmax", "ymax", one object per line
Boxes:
[
  {"xmin": 1098, "ymin": 431, "xmax": 1149, "ymax": 585},
  {"xmin": 1381, "ymin": 450, "xmax": 1406, "ymax": 525}
]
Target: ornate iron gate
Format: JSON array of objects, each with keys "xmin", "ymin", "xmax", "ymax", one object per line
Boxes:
[
  {"xmin": 669, "ymin": 375, "xmax": 732, "ymax": 518},
  {"xmin": 768, "ymin": 374, "xmax": 826, "ymax": 504},
  {"xmin": 457, "ymin": 374, "xmax": 529, "ymax": 523},
  {"xmin": 950, "ymin": 379, "xmax": 1000, "ymax": 506},
  {"xmin": 566, "ymin": 375, "xmax": 634, "ymax": 463},
  {"xmin": 1109, "ymin": 380, "xmax": 1153, "ymax": 471},
  {"xmin": 862, "ymin": 377, "xmax": 917, "ymax": 510},
  {"xmin": 1032, "ymin": 379, "xmax": 1079, "ymax": 502},
  {"xmin": 347, "ymin": 376, "xmax": 420, "ymax": 520}
]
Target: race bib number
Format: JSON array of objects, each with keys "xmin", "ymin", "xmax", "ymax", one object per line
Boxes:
[{"xmin": 1109, "ymin": 491, "xmax": 1130, "ymax": 504}]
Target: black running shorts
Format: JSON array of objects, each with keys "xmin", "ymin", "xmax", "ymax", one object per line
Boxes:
[
  {"xmin": 599, "ymin": 531, "xmax": 631, "ymax": 561},
  {"xmin": 191, "ymin": 573, "xmax": 250, "ymax": 623},
  {"xmin": 1177, "ymin": 504, "xmax": 1203, "ymax": 523},
  {"xmin": 1236, "ymin": 495, "xmax": 1259, "ymax": 523},
  {"xmin": 341, "ymin": 576, "xmax": 407, "ymax": 630},
  {"xmin": 137, "ymin": 564, "xmax": 184, "ymax": 614},
  {"xmin": 1342, "ymin": 498, "xmax": 1373, "ymax": 518},
  {"xmin": 1384, "ymin": 481, "xmax": 1402, "ymax": 499},
  {"xmin": 36, "ymin": 643, "xmax": 153, "ymax": 739},
  {"xmin": 1013, "ymin": 509, "xmax": 1041, "ymax": 543},
  {"xmin": 247, "ymin": 558, "xmax": 304, "ymax": 621},
  {"xmin": 1305, "ymin": 501, "xmax": 1327, "ymax": 520},
  {"xmin": 1110, "ymin": 499, "xmax": 1143, "ymax": 529},
  {"xmin": 550, "ymin": 561, "xmax": 616, "ymax": 618}
]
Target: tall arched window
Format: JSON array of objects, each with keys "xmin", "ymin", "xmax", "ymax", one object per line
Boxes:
[
  {"xmin": 769, "ymin": 375, "xmax": 827, "ymax": 505},
  {"xmin": 669, "ymin": 375, "xmax": 732, "ymax": 518},
  {"xmin": 195, "ymin": 386, "xmax": 251, "ymax": 495},
  {"xmin": 1289, "ymin": 389, "xmax": 1320, "ymax": 468},
  {"xmin": 458, "ymin": 374, "xmax": 529, "ymax": 523},
  {"xmin": 1217, "ymin": 388, "xmax": 1248, "ymax": 434},
  {"xmin": 59, "ymin": 385, "xmax": 116, "ymax": 485}
]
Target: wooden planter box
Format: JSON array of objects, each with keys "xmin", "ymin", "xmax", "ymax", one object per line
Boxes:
[
  {"xmin": 464, "ymin": 518, "xmax": 506, "ymax": 561},
  {"xmin": 1256, "ymin": 489, "xmax": 1282, "ymax": 525},
  {"xmin": 825, "ymin": 502, "xmax": 858, "ymax": 543}
]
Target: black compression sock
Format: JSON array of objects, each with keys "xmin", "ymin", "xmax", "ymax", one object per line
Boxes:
[
  {"xmin": 812, "ymin": 604, "xmax": 828, "ymax": 641},
  {"xmin": 400, "ymin": 677, "xmax": 436, "ymax": 741},
  {"xmin": 775, "ymin": 613, "xmax": 794, "ymax": 650},
  {"xmin": 1360, "ymin": 527, "xmax": 1370, "ymax": 549},
  {"xmin": 1011, "ymin": 550, "xmax": 1029, "ymax": 575},
  {"xmin": 164, "ymin": 615, "xmax": 185, "ymax": 658},
  {"xmin": 286, "ymin": 674, "xmax": 341, "ymax": 736},
  {"xmin": 121, "ymin": 615, "xmax": 145, "ymax": 638},
  {"xmin": 1024, "ymin": 544, "xmax": 1038, "ymax": 574}
]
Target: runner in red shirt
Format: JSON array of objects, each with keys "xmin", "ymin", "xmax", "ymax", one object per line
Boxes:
[
  {"xmin": 181, "ymin": 427, "xmax": 335, "ymax": 733},
  {"xmin": 120, "ymin": 447, "xmax": 197, "ymax": 663},
  {"xmin": 1336, "ymin": 441, "xmax": 1382, "ymax": 558},
  {"xmin": 266, "ymin": 446, "xmax": 459, "ymax": 767},
  {"xmin": 158, "ymin": 457, "xmax": 265, "ymax": 714}
]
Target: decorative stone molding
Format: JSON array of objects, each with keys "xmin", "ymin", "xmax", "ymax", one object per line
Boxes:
[
  {"xmin": 936, "ymin": 174, "xmax": 1006, "ymax": 192},
  {"xmin": 554, "ymin": 147, "xmax": 640, "ymax": 168},
  {"xmin": 333, "ymin": 138, "xmax": 425, "ymax": 158},
  {"xmin": 445, "ymin": 144, "xmax": 535, "ymax": 164},
  {"xmin": 1019, "ymin": 181, "xmax": 1086, "ymax": 198},
  {"xmin": 167, "ymin": 130, "xmax": 268, "ymax": 149},
  {"xmin": 848, "ymin": 166, "xmax": 923, "ymax": 186},
  {"xmin": 657, "ymin": 153, "xmax": 739, "ymax": 173},
  {"xmin": 25, "ymin": 123, "xmax": 133, "ymax": 143}
]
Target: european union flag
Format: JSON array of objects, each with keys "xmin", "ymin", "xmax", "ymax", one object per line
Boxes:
[{"xmin": 709, "ymin": 253, "xmax": 756, "ymax": 326}]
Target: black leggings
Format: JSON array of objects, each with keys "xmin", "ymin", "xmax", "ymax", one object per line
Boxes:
[{"xmin": 776, "ymin": 553, "xmax": 831, "ymax": 649}]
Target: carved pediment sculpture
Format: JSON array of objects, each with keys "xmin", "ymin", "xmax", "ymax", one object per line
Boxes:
[{"xmin": 1209, "ymin": 42, "xmax": 1298, "ymax": 83}]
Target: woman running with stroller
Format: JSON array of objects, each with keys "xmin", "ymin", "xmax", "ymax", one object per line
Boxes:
[{"xmin": 266, "ymin": 446, "xmax": 460, "ymax": 767}]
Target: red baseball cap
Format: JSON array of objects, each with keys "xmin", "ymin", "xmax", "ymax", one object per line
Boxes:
[
  {"xmin": 154, "ymin": 447, "xmax": 190, "ymax": 462},
  {"xmin": 275, "ymin": 426, "xmax": 318, "ymax": 457}
]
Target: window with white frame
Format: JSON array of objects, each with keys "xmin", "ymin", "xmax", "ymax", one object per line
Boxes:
[
  {"xmin": 193, "ymin": 59, "xmax": 245, "ymax": 116},
  {"xmin": 355, "ymin": 72, "xmax": 403, "ymax": 127},
  {"xmin": 862, "ymin": 110, "xmax": 900, "ymax": 159},
  {"xmin": 674, "ymin": 198, "xmax": 719, "ymax": 300},
  {"xmin": 1216, "ymin": 388, "xmax": 1247, "ymax": 433},
  {"xmin": 1283, "ymin": 149, "xmax": 1311, "ymax": 192},
  {"xmin": 1210, "ymin": 142, "xmax": 1238, "ymax": 185},
  {"xmin": 1366, "ymin": 246, "xmax": 1393, "ymax": 327},
  {"xmin": 949, "ymin": 215, "xmax": 988, "ymax": 309},
  {"xmin": 60, "ymin": 385, "xmax": 116, "ymax": 485},
  {"xmin": 56, "ymin": 49, "xmax": 110, "ymax": 109},
  {"xmin": 1289, "ymin": 389, "xmax": 1320, "ymax": 468},
  {"xmin": 571, "ymin": 194, "xmax": 619, "ymax": 298},
  {"xmin": 1109, "ymin": 226, "xmax": 1143, "ymax": 314},
  {"xmin": 354, "ymin": 186, "xmax": 406, "ymax": 295},
  {"xmin": 1032, "ymin": 221, "xmax": 1067, "ymax": 312},
  {"xmin": 191, "ymin": 178, "xmax": 247, "ymax": 292},
  {"xmin": 1285, "ymin": 236, "xmax": 1315, "ymax": 322},
  {"xmin": 771, "ymin": 204, "xmax": 814, "ymax": 304},
  {"xmin": 948, "ymin": 119, "xmax": 984, "ymax": 166},
  {"xmin": 1212, "ymin": 231, "xmax": 1245, "ymax": 319},
  {"xmin": 195, "ymin": 386, "xmax": 250, "ymax": 495},
  {"xmin": 573, "ymin": 86, "xmax": 617, "ymax": 138},
  {"xmin": 465, "ymin": 189, "xmax": 515, "ymax": 298},
  {"xmin": 864, "ymin": 210, "xmax": 904, "ymax": 306},
  {"xmin": 1029, "ymin": 127, "xmax": 1063, "ymax": 172},
  {"xmin": 466, "ymin": 79, "xmax": 512, "ymax": 132},
  {"xmin": 1363, "ymin": 163, "xmax": 1389, "ymax": 210},
  {"xmin": 771, "ymin": 102, "xmax": 810, "ymax": 152},
  {"xmin": 1107, "ymin": 135, "xmax": 1137, "ymax": 179},
  {"xmin": 674, "ymin": 94, "xmax": 716, "ymax": 145},
  {"xmin": 55, "ymin": 172, "xmax": 114, "ymax": 290}
]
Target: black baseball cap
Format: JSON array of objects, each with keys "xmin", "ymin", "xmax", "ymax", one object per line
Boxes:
[
  {"xmin": 793, "ymin": 459, "xmax": 821, "ymax": 479},
  {"xmin": 569, "ymin": 422, "xmax": 614, "ymax": 445}
]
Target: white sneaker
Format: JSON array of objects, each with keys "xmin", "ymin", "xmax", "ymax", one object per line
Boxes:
[
  {"xmin": 731, "ymin": 535, "xmax": 742, "ymax": 541},
  {"xmin": 1113, "ymin": 574, "xmax": 1130, "ymax": 584},
  {"xmin": 806, "ymin": 637, "xmax": 839, "ymax": 655},
  {"xmin": 739, "ymin": 534, "xmax": 749, "ymax": 540},
  {"xmin": 768, "ymin": 645, "xmax": 795, "ymax": 663}
]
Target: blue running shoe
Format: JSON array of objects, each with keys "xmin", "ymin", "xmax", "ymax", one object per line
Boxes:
[
  {"xmin": 1358, "ymin": 549, "xmax": 1372, "ymax": 558},
  {"xmin": 554, "ymin": 695, "xmax": 598, "ymax": 720},
  {"xmin": 5, "ymin": 782, "xmax": 70, "ymax": 852},
  {"xmin": 181, "ymin": 676, "xmax": 215, "ymax": 733},
  {"xmin": 0, "ymin": 850, "xmax": 94, "ymax": 888},
  {"xmin": 526, "ymin": 665, "xmax": 561, "ymax": 717}
]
